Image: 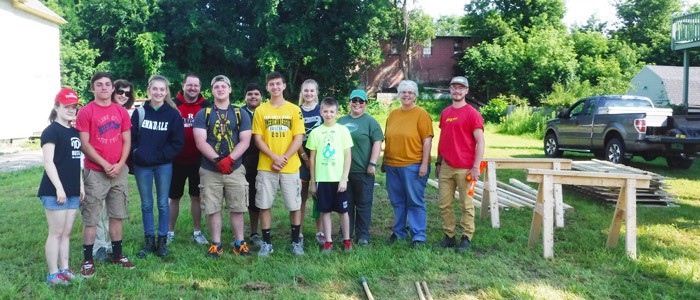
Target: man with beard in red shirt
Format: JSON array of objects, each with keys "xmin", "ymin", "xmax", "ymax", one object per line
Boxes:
[{"xmin": 167, "ymin": 73, "xmax": 210, "ymax": 245}]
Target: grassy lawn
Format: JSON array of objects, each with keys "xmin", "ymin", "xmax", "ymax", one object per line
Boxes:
[{"xmin": 1, "ymin": 125, "xmax": 699, "ymax": 298}]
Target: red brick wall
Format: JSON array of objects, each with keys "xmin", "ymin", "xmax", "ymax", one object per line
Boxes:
[{"xmin": 361, "ymin": 36, "xmax": 475, "ymax": 94}]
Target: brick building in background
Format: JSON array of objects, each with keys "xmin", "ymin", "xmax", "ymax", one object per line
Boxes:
[{"xmin": 360, "ymin": 36, "xmax": 475, "ymax": 95}]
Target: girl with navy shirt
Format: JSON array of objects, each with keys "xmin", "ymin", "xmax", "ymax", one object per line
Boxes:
[
  {"xmin": 296, "ymin": 79, "xmax": 324, "ymax": 245},
  {"xmin": 39, "ymin": 88, "xmax": 83, "ymax": 286},
  {"xmin": 131, "ymin": 75, "xmax": 184, "ymax": 258}
]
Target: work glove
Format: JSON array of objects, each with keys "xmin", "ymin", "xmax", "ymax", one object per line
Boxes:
[{"xmin": 216, "ymin": 155, "xmax": 235, "ymax": 174}]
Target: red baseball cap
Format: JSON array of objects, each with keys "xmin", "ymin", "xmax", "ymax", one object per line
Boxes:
[{"xmin": 55, "ymin": 88, "xmax": 80, "ymax": 105}]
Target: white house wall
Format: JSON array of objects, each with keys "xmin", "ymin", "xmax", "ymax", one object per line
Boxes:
[
  {"xmin": 628, "ymin": 67, "xmax": 670, "ymax": 107},
  {"xmin": 0, "ymin": 1, "xmax": 62, "ymax": 140}
]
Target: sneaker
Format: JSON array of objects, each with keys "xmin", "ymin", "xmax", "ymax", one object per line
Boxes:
[
  {"xmin": 46, "ymin": 272, "xmax": 68, "ymax": 286},
  {"xmin": 80, "ymin": 260, "xmax": 95, "ymax": 278},
  {"xmin": 249, "ymin": 234, "xmax": 263, "ymax": 247},
  {"xmin": 166, "ymin": 232, "xmax": 175, "ymax": 245},
  {"xmin": 258, "ymin": 242, "xmax": 274, "ymax": 257},
  {"xmin": 315, "ymin": 232, "xmax": 326, "ymax": 246},
  {"xmin": 111, "ymin": 254, "xmax": 136, "ymax": 269},
  {"xmin": 59, "ymin": 269, "xmax": 76, "ymax": 282},
  {"xmin": 358, "ymin": 239, "xmax": 369, "ymax": 247},
  {"xmin": 321, "ymin": 241, "xmax": 332, "ymax": 254},
  {"xmin": 94, "ymin": 247, "xmax": 109, "ymax": 262},
  {"xmin": 343, "ymin": 239, "xmax": 353, "ymax": 252},
  {"xmin": 387, "ymin": 233, "xmax": 399, "ymax": 245},
  {"xmin": 456, "ymin": 236, "xmax": 472, "ymax": 253},
  {"xmin": 206, "ymin": 244, "xmax": 223, "ymax": 258},
  {"xmin": 437, "ymin": 234, "xmax": 457, "ymax": 248},
  {"xmin": 412, "ymin": 240, "xmax": 426, "ymax": 248},
  {"xmin": 233, "ymin": 242, "xmax": 252, "ymax": 256},
  {"xmin": 193, "ymin": 232, "xmax": 209, "ymax": 245},
  {"xmin": 291, "ymin": 242, "xmax": 305, "ymax": 255}
]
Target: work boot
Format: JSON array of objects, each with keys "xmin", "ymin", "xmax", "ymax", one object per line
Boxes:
[
  {"xmin": 436, "ymin": 234, "xmax": 457, "ymax": 248},
  {"xmin": 456, "ymin": 236, "xmax": 472, "ymax": 253},
  {"xmin": 156, "ymin": 235, "xmax": 169, "ymax": 257},
  {"xmin": 137, "ymin": 235, "xmax": 156, "ymax": 258}
]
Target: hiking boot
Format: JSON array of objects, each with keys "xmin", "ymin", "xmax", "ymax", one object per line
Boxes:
[
  {"xmin": 291, "ymin": 242, "xmax": 305, "ymax": 255},
  {"xmin": 80, "ymin": 260, "xmax": 95, "ymax": 278},
  {"xmin": 233, "ymin": 241, "xmax": 252, "ymax": 256},
  {"xmin": 437, "ymin": 234, "xmax": 457, "ymax": 248},
  {"xmin": 46, "ymin": 272, "xmax": 68, "ymax": 286},
  {"xmin": 343, "ymin": 239, "xmax": 353, "ymax": 252},
  {"xmin": 94, "ymin": 246, "xmax": 110, "ymax": 262},
  {"xmin": 206, "ymin": 244, "xmax": 223, "ymax": 258},
  {"xmin": 59, "ymin": 269, "xmax": 76, "ymax": 282},
  {"xmin": 315, "ymin": 232, "xmax": 326, "ymax": 246},
  {"xmin": 166, "ymin": 232, "xmax": 175, "ymax": 245},
  {"xmin": 321, "ymin": 241, "xmax": 332, "ymax": 254},
  {"xmin": 249, "ymin": 234, "xmax": 263, "ymax": 247},
  {"xmin": 193, "ymin": 232, "xmax": 209, "ymax": 245},
  {"xmin": 111, "ymin": 254, "xmax": 136, "ymax": 269},
  {"xmin": 156, "ymin": 235, "xmax": 169, "ymax": 257},
  {"xmin": 387, "ymin": 233, "xmax": 399, "ymax": 245},
  {"xmin": 258, "ymin": 242, "xmax": 274, "ymax": 257},
  {"xmin": 456, "ymin": 236, "xmax": 472, "ymax": 253},
  {"xmin": 412, "ymin": 240, "xmax": 426, "ymax": 248},
  {"xmin": 358, "ymin": 239, "xmax": 369, "ymax": 247},
  {"xmin": 137, "ymin": 235, "xmax": 156, "ymax": 259}
]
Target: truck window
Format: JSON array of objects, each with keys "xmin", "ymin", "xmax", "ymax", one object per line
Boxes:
[
  {"xmin": 569, "ymin": 101, "xmax": 586, "ymax": 117},
  {"xmin": 600, "ymin": 99, "xmax": 653, "ymax": 108}
]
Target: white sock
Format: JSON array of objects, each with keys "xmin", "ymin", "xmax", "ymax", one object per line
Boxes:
[
  {"xmin": 168, "ymin": 231, "xmax": 175, "ymax": 236},
  {"xmin": 193, "ymin": 230, "xmax": 201, "ymax": 235}
]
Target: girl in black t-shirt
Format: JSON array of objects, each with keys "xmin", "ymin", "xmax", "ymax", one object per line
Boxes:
[{"xmin": 38, "ymin": 88, "xmax": 84, "ymax": 286}]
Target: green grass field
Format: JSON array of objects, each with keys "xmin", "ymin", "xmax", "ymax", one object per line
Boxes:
[{"xmin": 1, "ymin": 127, "xmax": 699, "ymax": 299}]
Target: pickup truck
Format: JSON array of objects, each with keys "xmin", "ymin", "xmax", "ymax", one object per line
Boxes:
[{"xmin": 544, "ymin": 95, "xmax": 700, "ymax": 169}]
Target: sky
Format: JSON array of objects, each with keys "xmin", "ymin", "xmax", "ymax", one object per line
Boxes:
[{"xmin": 410, "ymin": 0, "xmax": 700, "ymax": 28}]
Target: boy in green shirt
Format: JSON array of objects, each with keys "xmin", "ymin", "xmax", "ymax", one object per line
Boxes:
[{"xmin": 306, "ymin": 97, "xmax": 354, "ymax": 253}]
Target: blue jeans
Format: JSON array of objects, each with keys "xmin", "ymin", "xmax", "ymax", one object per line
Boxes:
[
  {"xmin": 347, "ymin": 173, "xmax": 375, "ymax": 241},
  {"xmin": 385, "ymin": 163, "xmax": 429, "ymax": 242},
  {"xmin": 134, "ymin": 163, "xmax": 172, "ymax": 237}
]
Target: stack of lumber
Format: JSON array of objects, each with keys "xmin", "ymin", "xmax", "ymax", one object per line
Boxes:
[
  {"xmin": 426, "ymin": 179, "xmax": 574, "ymax": 211},
  {"xmin": 569, "ymin": 159, "xmax": 675, "ymax": 206}
]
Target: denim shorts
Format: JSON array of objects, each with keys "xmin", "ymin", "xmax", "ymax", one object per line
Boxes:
[{"xmin": 40, "ymin": 196, "xmax": 80, "ymax": 210}]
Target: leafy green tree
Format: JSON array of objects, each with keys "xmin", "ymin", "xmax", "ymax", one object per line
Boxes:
[
  {"xmin": 613, "ymin": 0, "xmax": 683, "ymax": 65},
  {"xmin": 462, "ymin": 0, "xmax": 566, "ymax": 41},
  {"xmin": 434, "ymin": 16, "xmax": 464, "ymax": 36}
]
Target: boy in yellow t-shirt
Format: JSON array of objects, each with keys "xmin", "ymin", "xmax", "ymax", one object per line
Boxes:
[
  {"xmin": 251, "ymin": 72, "xmax": 306, "ymax": 256},
  {"xmin": 306, "ymin": 97, "xmax": 354, "ymax": 253}
]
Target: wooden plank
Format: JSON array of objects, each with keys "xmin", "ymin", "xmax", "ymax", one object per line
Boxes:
[
  {"xmin": 542, "ymin": 175, "xmax": 555, "ymax": 258},
  {"xmin": 528, "ymin": 183, "xmax": 545, "ymax": 249},
  {"xmin": 624, "ymin": 179, "xmax": 638, "ymax": 259}
]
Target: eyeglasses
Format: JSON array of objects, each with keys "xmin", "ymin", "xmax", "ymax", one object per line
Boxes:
[
  {"xmin": 350, "ymin": 98, "xmax": 366, "ymax": 104},
  {"xmin": 115, "ymin": 89, "xmax": 132, "ymax": 97}
]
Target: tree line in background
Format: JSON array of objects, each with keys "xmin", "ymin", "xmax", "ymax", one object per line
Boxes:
[{"xmin": 42, "ymin": 0, "xmax": 698, "ymax": 107}]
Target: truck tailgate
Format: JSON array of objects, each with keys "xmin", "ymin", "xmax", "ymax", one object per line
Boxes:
[{"xmin": 598, "ymin": 107, "xmax": 672, "ymax": 127}]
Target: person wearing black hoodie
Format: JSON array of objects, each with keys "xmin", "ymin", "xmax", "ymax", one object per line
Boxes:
[{"xmin": 131, "ymin": 75, "xmax": 185, "ymax": 258}]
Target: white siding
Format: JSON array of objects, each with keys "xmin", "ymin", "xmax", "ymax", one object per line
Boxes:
[
  {"xmin": 0, "ymin": 1, "xmax": 62, "ymax": 140},
  {"xmin": 628, "ymin": 67, "xmax": 670, "ymax": 107}
]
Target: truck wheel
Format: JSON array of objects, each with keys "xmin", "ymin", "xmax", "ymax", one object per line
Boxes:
[
  {"xmin": 544, "ymin": 132, "xmax": 563, "ymax": 158},
  {"xmin": 666, "ymin": 156, "xmax": 693, "ymax": 169},
  {"xmin": 605, "ymin": 138, "xmax": 627, "ymax": 164}
]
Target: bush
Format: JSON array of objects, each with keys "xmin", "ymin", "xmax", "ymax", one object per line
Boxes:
[
  {"xmin": 498, "ymin": 106, "xmax": 555, "ymax": 138},
  {"xmin": 479, "ymin": 94, "xmax": 526, "ymax": 124}
]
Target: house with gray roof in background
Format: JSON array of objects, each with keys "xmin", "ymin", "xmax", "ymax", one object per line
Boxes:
[
  {"xmin": 0, "ymin": 0, "xmax": 66, "ymax": 141},
  {"xmin": 628, "ymin": 65, "xmax": 700, "ymax": 112}
]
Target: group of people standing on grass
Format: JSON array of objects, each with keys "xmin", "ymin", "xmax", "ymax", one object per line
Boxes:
[{"xmin": 37, "ymin": 70, "xmax": 484, "ymax": 286}]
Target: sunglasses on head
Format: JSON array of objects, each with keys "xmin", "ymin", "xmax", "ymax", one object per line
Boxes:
[
  {"xmin": 115, "ymin": 89, "xmax": 132, "ymax": 97},
  {"xmin": 350, "ymin": 98, "xmax": 366, "ymax": 104}
]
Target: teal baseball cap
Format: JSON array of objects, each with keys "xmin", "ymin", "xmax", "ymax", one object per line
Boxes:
[{"xmin": 349, "ymin": 89, "xmax": 367, "ymax": 101}]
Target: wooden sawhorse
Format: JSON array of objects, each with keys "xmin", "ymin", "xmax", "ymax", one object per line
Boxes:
[
  {"xmin": 481, "ymin": 158, "xmax": 572, "ymax": 228},
  {"xmin": 526, "ymin": 168, "xmax": 651, "ymax": 259}
]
